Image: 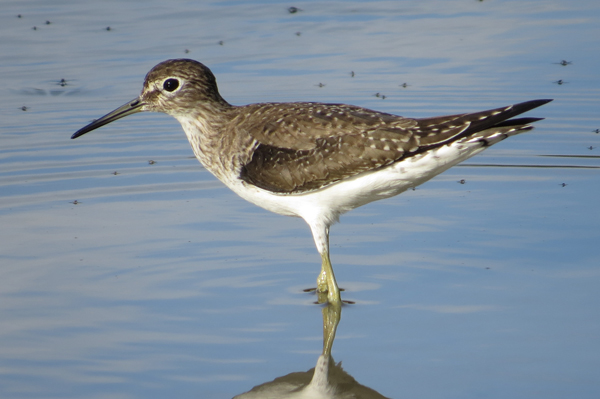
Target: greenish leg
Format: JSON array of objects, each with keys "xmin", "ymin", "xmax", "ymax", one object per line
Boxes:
[
  {"xmin": 309, "ymin": 222, "xmax": 341, "ymax": 304},
  {"xmin": 317, "ymin": 251, "xmax": 341, "ymax": 304}
]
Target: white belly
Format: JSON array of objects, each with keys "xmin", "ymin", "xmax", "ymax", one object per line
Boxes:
[{"xmin": 216, "ymin": 138, "xmax": 486, "ymax": 228}]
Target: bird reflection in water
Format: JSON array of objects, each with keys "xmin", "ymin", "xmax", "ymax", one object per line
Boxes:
[{"xmin": 234, "ymin": 301, "xmax": 389, "ymax": 399}]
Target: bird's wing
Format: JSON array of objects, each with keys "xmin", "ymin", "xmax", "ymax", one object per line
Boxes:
[
  {"xmin": 235, "ymin": 102, "xmax": 415, "ymax": 150},
  {"xmin": 238, "ymin": 100, "xmax": 550, "ymax": 194}
]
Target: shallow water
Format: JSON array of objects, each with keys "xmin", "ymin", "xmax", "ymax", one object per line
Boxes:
[{"xmin": 1, "ymin": 1, "xmax": 599, "ymax": 398}]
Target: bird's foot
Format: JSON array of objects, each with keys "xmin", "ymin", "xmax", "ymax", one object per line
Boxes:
[
  {"xmin": 317, "ymin": 270, "xmax": 329, "ymax": 293},
  {"xmin": 302, "ymin": 287, "xmax": 353, "ymax": 305},
  {"xmin": 302, "ymin": 287, "xmax": 346, "ymax": 293}
]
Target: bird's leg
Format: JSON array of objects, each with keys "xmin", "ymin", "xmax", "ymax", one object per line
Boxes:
[
  {"xmin": 318, "ymin": 251, "xmax": 341, "ymax": 304},
  {"xmin": 310, "ymin": 224, "xmax": 341, "ymax": 304},
  {"xmin": 316, "ymin": 255, "xmax": 329, "ymax": 293},
  {"xmin": 317, "ymin": 252, "xmax": 340, "ymax": 302}
]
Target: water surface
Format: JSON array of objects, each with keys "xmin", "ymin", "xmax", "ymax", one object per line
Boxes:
[{"xmin": 1, "ymin": 1, "xmax": 599, "ymax": 398}]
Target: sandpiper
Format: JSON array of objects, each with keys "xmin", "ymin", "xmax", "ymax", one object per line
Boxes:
[{"xmin": 72, "ymin": 59, "xmax": 552, "ymax": 304}]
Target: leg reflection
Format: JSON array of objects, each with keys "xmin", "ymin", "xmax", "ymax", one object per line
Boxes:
[
  {"xmin": 234, "ymin": 300, "xmax": 390, "ymax": 398},
  {"xmin": 322, "ymin": 299, "xmax": 342, "ymax": 359}
]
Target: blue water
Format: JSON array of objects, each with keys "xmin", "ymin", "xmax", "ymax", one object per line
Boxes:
[{"xmin": 1, "ymin": 1, "xmax": 599, "ymax": 398}]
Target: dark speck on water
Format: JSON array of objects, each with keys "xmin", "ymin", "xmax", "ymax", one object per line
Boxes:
[{"xmin": 288, "ymin": 6, "xmax": 302, "ymax": 14}]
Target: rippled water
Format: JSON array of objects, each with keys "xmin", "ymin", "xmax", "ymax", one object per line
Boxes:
[{"xmin": 1, "ymin": 1, "xmax": 599, "ymax": 398}]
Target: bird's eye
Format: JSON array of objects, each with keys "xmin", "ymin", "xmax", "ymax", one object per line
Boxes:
[{"xmin": 163, "ymin": 78, "xmax": 179, "ymax": 92}]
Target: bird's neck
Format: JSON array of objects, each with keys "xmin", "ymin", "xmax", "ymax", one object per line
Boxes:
[{"xmin": 175, "ymin": 106, "xmax": 256, "ymax": 183}]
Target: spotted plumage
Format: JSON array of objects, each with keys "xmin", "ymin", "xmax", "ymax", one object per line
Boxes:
[
  {"xmin": 72, "ymin": 59, "xmax": 552, "ymax": 304},
  {"xmin": 237, "ymin": 101, "xmax": 545, "ymax": 193}
]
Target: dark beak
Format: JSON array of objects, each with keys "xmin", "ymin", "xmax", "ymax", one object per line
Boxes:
[{"xmin": 71, "ymin": 97, "xmax": 144, "ymax": 139}]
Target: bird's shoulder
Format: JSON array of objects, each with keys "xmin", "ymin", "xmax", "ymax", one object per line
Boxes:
[{"xmin": 231, "ymin": 102, "xmax": 418, "ymax": 151}]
